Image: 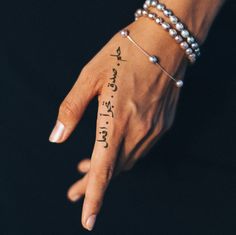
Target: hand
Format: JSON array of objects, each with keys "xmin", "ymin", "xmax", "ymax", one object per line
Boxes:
[{"xmin": 49, "ymin": 16, "xmax": 188, "ymax": 231}]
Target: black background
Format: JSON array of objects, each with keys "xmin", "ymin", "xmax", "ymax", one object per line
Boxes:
[{"xmin": 0, "ymin": 0, "xmax": 235, "ymax": 234}]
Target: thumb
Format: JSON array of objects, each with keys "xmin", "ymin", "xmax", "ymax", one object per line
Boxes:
[{"xmin": 49, "ymin": 67, "xmax": 99, "ymax": 143}]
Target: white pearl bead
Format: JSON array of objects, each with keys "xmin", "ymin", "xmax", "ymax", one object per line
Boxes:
[
  {"xmin": 143, "ymin": 3, "xmax": 148, "ymax": 9},
  {"xmin": 148, "ymin": 13, "xmax": 156, "ymax": 19},
  {"xmin": 186, "ymin": 48, "xmax": 193, "ymax": 55},
  {"xmin": 170, "ymin": 15, "xmax": 178, "ymax": 24},
  {"xmin": 180, "ymin": 41, "xmax": 189, "ymax": 50},
  {"xmin": 175, "ymin": 35, "xmax": 183, "ymax": 43},
  {"xmin": 189, "ymin": 53, "xmax": 196, "ymax": 63},
  {"xmin": 145, "ymin": 0, "xmax": 152, "ymax": 6},
  {"xmin": 169, "ymin": 29, "xmax": 177, "ymax": 37},
  {"xmin": 163, "ymin": 9, "xmax": 172, "ymax": 16},
  {"xmin": 194, "ymin": 48, "xmax": 201, "ymax": 57},
  {"xmin": 155, "ymin": 17, "xmax": 163, "ymax": 24},
  {"xmin": 151, "ymin": 0, "xmax": 157, "ymax": 7},
  {"xmin": 191, "ymin": 43, "xmax": 199, "ymax": 50},
  {"xmin": 176, "ymin": 80, "xmax": 184, "ymax": 88},
  {"xmin": 149, "ymin": 56, "xmax": 159, "ymax": 64},
  {"xmin": 187, "ymin": 36, "xmax": 195, "ymax": 44},
  {"xmin": 181, "ymin": 30, "xmax": 189, "ymax": 38},
  {"xmin": 176, "ymin": 22, "xmax": 184, "ymax": 31},
  {"xmin": 162, "ymin": 22, "xmax": 170, "ymax": 30},
  {"xmin": 120, "ymin": 29, "xmax": 129, "ymax": 38},
  {"xmin": 156, "ymin": 3, "xmax": 165, "ymax": 10},
  {"xmin": 135, "ymin": 9, "xmax": 142, "ymax": 18},
  {"xmin": 142, "ymin": 9, "xmax": 148, "ymax": 16}
]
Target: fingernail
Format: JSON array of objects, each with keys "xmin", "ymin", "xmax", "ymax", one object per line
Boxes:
[
  {"xmin": 49, "ymin": 120, "xmax": 65, "ymax": 143},
  {"xmin": 70, "ymin": 194, "xmax": 81, "ymax": 202},
  {"xmin": 86, "ymin": 214, "xmax": 97, "ymax": 231}
]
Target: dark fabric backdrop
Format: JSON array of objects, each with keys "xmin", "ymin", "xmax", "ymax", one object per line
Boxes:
[{"xmin": 0, "ymin": 0, "xmax": 235, "ymax": 234}]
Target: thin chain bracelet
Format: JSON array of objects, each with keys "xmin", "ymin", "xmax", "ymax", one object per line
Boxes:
[
  {"xmin": 143, "ymin": 0, "xmax": 201, "ymax": 62},
  {"xmin": 120, "ymin": 29, "xmax": 184, "ymax": 88},
  {"xmin": 135, "ymin": 8, "xmax": 196, "ymax": 64}
]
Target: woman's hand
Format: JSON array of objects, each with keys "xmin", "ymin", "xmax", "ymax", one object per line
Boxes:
[{"xmin": 49, "ymin": 16, "xmax": 188, "ymax": 230}]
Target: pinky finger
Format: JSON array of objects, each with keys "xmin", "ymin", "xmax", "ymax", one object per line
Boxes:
[{"xmin": 77, "ymin": 158, "xmax": 91, "ymax": 174}]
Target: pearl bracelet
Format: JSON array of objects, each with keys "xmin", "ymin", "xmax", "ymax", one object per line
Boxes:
[
  {"xmin": 135, "ymin": 8, "xmax": 197, "ymax": 63},
  {"xmin": 142, "ymin": 0, "xmax": 201, "ymax": 62},
  {"xmin": 120, "ymin": 29, "xmax": 184, "ymax": 88}
]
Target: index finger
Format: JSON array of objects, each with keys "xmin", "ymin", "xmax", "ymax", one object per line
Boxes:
[{"xmin": 81, "ymin": 97, "xmax": 124, "ymax": 231}]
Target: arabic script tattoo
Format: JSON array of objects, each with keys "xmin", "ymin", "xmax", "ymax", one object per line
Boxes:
[
  {"xmin": 97, "ymin": 47, "xmax": 126, "ymax": 148},
  {"xmin": 110, "ymin": 47, "xmax": 127, "ymax": 62}
]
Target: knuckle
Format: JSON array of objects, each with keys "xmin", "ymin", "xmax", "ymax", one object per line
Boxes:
[
  {"xmin": 130, "ymin": 119, "xmax": 154, "ymax": 147},
  {"xmin": 80, "ymin": 65, "xmax": 91, "ymax": 78},
  {"xmin": 85, "ymin": 195, "xmax": 101, "ymax": 207},
  {"xmin": 139, "ymin": 119, "xmax": 153, "ymax": 136},
  {"xmin": 59, "ymin": 99, "xmax": 79, "ymax": 119},
  {"xmin": 80, "ymin": 65, "xmax": 106, "ymax": 94},
  {"xmin": 93, "ymin": 164, "xmax": 114, "ymax": 184}
]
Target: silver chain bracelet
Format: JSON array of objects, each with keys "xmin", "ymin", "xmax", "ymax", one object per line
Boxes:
[{"xmin": 120, "ymin": 29, "xmax": 184, "ymax": 88}]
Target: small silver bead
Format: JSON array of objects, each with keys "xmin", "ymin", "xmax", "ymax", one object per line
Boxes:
[
  {"xmin": 151, "ymin": 0, "xmax": 157, "ymax": 7},
  {"xmin": 186, "ymin": 48, "xmax": 193, "ymax": 55},
  {"xmin": 188, "ymin": 53, "xmax": 196, "ymax": 63},
  {"xmin": 181, "ymin": 29, "xmax": 189, "ymax": 38},
  {"xmin": 149, "ymin": 55, "xmax": 159, "ymax": 64},
  {"xmin": 156, "ymin": 3, "xmax": 165, "ymax": 11},
  {"xmin": 162, "ymin": 22, "xmax": 170, "ymax": 30},
  {"xmin": 187, "ymin": 36, "xmax": 195, "ymax": 44},
  {"xmin": 176, "ymin": 22, "xmax": 184, "ymax": 31},
  {"xmin": 169, "ymin": 29, "xmax": 177, "ymax": 37},
  {"xmin": 175, "ymin": 35, "xmax": 183, "ymax": 43},
  {"xmin": 176, "ymin": 80, "xmax": 184, "ymax": 88},
  {"xmin": 120, "ymin": 29, "xmax": 129, "ymax": 38},
  {"xmin": 155, "ymin": 17, "xmax": 163, "ymax": 24},
  {"xmin": 191, "ymin": 42, "xmax": 199, "ymax": 50},
  {"xmin": 163, "ymin": 9, "xmax": 172, "ymax": 16},
  {"xmin": 142, "ymin": 9, "xmax": 148, "ymax": 16},
  {"xmin": 170, "ymin": 15, "xmax": 178, "ymax": 24},
  {"xmin": 148, "ymin": 13, "xmax": 156, "ymax": 19},
  {"xmin": 180, "ymin": 41, "xmax": 189, "ymax": 50}
]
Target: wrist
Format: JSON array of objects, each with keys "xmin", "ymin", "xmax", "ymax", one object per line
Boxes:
[
  {"xmin": 126, "ymin": 18, "xmax": 188, "ymax": 84},
  {"xmin": 150, "ymin": 0, "xmax": 225, "ymax": 44}
]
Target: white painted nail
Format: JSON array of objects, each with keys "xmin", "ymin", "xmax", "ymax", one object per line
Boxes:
[
  {"xmin": 49, "ymin": 120, "xmax": 65, "ymax": 143},
  {"xmin": 86, "ymin": 214, "xmax": 97, "ymax": 231}
]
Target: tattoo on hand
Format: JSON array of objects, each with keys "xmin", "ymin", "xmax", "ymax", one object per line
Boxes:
[
  {"xmin": 97, "ymin": 126, "xmax": 108, "ymax": 148},
  {"xmin": 110, "ymin": 47, "xmax": 127, "ymax": 62},
  {"xmin": 107, "ymin": 68, "xmax": 118, "ymax": 92},
  {"xmin": 97, "ymin": 47, "xmax": 126, "ymax": 148}
]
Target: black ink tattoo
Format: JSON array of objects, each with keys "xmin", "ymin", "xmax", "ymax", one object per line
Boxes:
[
  {"xmin": 97, "ymin": 47, "xmax": 127, "ymax": 148},
  {"xmin": 99, "ymin": 101, "xmax": 114, "ymax": 118},
  {"xmin": 110, "ymin": 47, "xmax": 126, "ymax": 62},
  {"xmin": 97, "ymin": 127, "xmax": 108, "ymax": 148},
  {"xmin": 107, "ymin": 68, "xmax": 118, "ymax": 92}
]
